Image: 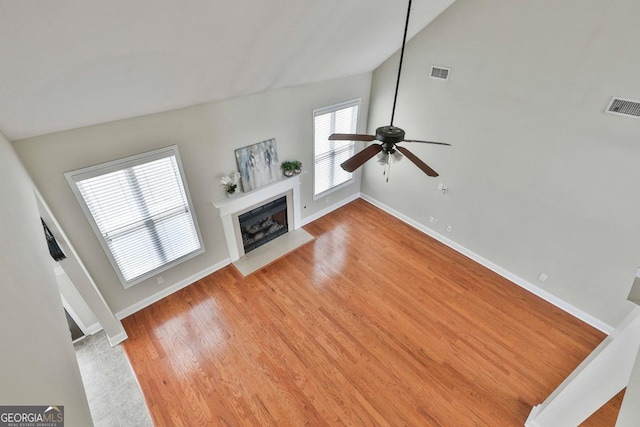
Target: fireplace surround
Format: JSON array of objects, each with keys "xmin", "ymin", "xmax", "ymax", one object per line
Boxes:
[{"xmin": 212, "ymin": 174, "xmax": 302, "ymax": 262}]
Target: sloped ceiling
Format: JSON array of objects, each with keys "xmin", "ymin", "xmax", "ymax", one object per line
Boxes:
[{"xmin": 0, "ymin": 0, "xmax": 455, "ymax": 140}]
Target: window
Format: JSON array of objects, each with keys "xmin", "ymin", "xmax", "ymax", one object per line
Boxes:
[
  {"xmin": 313, "ymin": 99, "xmax": 360, "ymax": 198},
  {"xmin": 65, "ymin": 146, "xmax": 204, "ymax": 288}
]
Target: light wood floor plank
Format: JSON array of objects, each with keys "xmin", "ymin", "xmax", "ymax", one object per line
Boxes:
[{"xmin": 122, "ymin": 199, "xmax": 621, "ymax": 426}]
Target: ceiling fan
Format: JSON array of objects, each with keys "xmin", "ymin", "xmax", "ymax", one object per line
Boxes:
[{"xmin": 330, "ymin": 0, "xmax": 450, "ymax": 178}]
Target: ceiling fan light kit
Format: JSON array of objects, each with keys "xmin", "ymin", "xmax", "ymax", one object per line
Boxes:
[
  {"xmin": 330, "ymin": 0, "xmax": 451, "ymax": 179},
  {"xmin": 377, "ymin": 150, "xmax": 403, "ymax": 165}
]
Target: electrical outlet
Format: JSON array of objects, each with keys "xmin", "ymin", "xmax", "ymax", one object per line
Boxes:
[
  {"xmin": 446, "ymin": 225, "xmax": 452, "ymax": 232},
  {"xmin": 157, "ymin": 276, "xmax": 164, "ymax": 284},
  {"xmin": 538, "ymin": 273, "xmax": 548, "ymax": 282},
  {"xmin": 429, "ymin": 216, "xmax": 438, "ymax": 224},
  {"xmin": 437, "ymin": 182, "xmax": 448, "ymax": 194}
]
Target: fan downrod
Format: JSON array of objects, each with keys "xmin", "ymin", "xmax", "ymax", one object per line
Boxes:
[{"xmin": 331, "ymin": 0, "xmax": 450, "ymax": 178}]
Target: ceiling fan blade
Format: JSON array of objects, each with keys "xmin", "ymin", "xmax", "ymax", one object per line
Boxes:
[
  {"xmin": 329, "ymin": 133, "xmax": 376, "ymax": 141},
  {"xmin": 402, "ymin": 139, "xmax": 451, "ymax": 146},
  {"xmin": 395, "ymin": 146, "xmax": 439, "ymax": 177},
  {"xmin": 341, "ymin": 144, "xmax": 383, "ymax": 172}
]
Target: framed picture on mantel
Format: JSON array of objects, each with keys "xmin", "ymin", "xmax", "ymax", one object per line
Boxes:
[{"xmin": 234, "ymin": 138, "xmax": 281, "ymax": 192}]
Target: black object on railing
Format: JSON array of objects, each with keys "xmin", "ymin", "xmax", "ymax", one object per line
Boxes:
[{"xmin": 42, "ymin": 218, "xmax": 66, "ymax": 261}]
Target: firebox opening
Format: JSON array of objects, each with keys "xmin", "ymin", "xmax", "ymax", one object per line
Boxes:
[{"xmin": 238, "ymin": 196, "xmax": 288, "ymax": 254}]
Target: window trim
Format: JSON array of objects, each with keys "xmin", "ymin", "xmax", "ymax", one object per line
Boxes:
[
  {"xmin": 312, "ymin": 98, "xmax": 361, "ymax": 201},
  {"xmin": 64, "ymin": 145, "xmax": 205, "ymax": 288}
]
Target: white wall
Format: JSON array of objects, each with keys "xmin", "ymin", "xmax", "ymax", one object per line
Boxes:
[
  {"xmin": 363, "ymin": 0, "xmax": 640, "ymax": 327},
  {"xmin": 55, "ymin": 264, "xmax": 100, "ymax": 333},
  {"xmin": 13, "ymin": 74, "xmax": 371, "ymax": 315},
  {"xmin": 0, "ymin": 132, "xmax": 93, "ymax": 425}
]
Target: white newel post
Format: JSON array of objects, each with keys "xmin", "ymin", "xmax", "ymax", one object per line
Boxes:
[{"xmin": 525, "ymin": 270, "xmax": 640, "ymax": 427}]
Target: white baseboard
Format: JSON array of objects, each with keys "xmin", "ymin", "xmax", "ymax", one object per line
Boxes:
[
  {"xmin": 112, "ymin": 193, "xmax": 358, "ymax": 320},
  {"xmin": 111, "ymin": 192, "xmax": 612, "ymax": 334},
  {"xmin": 360, "ymin": 193, "xmax": 614, "ymax": 334},
  {"xmin": 301, "ymin": 192, "xmax": 361, "ymax": 226},
  {"xmin": 107, "ymin": 330, "xmax": 128, "ymax": 347},
  {"xmin": 85, "ymin": 322, "xmax": 102, "ymax": 335},
  {"xmin": 115, "ymin": 258, "xmax": 231, "ymax": 320}
]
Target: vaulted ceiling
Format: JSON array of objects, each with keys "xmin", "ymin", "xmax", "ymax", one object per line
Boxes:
[{"xmin": 0, "ymin": 0, "xmax": 455, "ymax": 140}]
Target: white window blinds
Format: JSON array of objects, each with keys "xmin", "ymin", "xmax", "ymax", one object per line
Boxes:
[
  {"xmin": 313, "ymin": 100, "xmax": 360, "ymax": 197},
  {"xmin": 65, "ymin": 146, "xmax": 204, "ymax": 288}
]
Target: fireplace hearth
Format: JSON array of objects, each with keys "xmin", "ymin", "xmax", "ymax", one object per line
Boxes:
[{"xmin": 238, "ymin": 196, "xmax": 288, "ymax": 253}]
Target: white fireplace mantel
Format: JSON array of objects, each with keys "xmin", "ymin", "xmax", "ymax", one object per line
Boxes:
[{"xmin": 212, "ymin": 174, "xmax": 303, "ymax": 261}]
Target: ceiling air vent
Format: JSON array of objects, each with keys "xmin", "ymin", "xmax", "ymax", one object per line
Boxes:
[
  {"xmin": 605, "ymin": 97, "xmax": 640, "ymax": 119},
  {"xmin": 430, "ymin": 66, "xmax": 451, "ymax": 81}
]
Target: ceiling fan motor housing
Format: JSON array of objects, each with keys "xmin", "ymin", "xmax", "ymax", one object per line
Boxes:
[{"xmin": 376, "ymin": 126, "xmax": 405, "ymax": 153}]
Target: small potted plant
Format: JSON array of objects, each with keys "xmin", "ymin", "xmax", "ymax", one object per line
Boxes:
[
  {"xmin": 220, "ymin": 172, "xmax": 241, "ymax": 197},
  {"xmin": 281, "ymin": 161, "xmax": 296, "ymax": 177},
  {"xmin": 292, "ymin": 160, "xmax": 302, "ymax": 175}
]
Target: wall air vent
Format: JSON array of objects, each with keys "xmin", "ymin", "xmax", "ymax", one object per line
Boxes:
[
  {"xmin": 605, "ymin": 97, "xmax": 640, "ymax": 119},
  {"xmin": 430, "ymin": 66, "xmax": 451, "ymax": 81}
]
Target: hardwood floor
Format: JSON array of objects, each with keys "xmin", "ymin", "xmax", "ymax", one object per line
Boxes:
[{"xmin": 122, "ymin": 199, "xmax": 621, "ymax": 426}]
